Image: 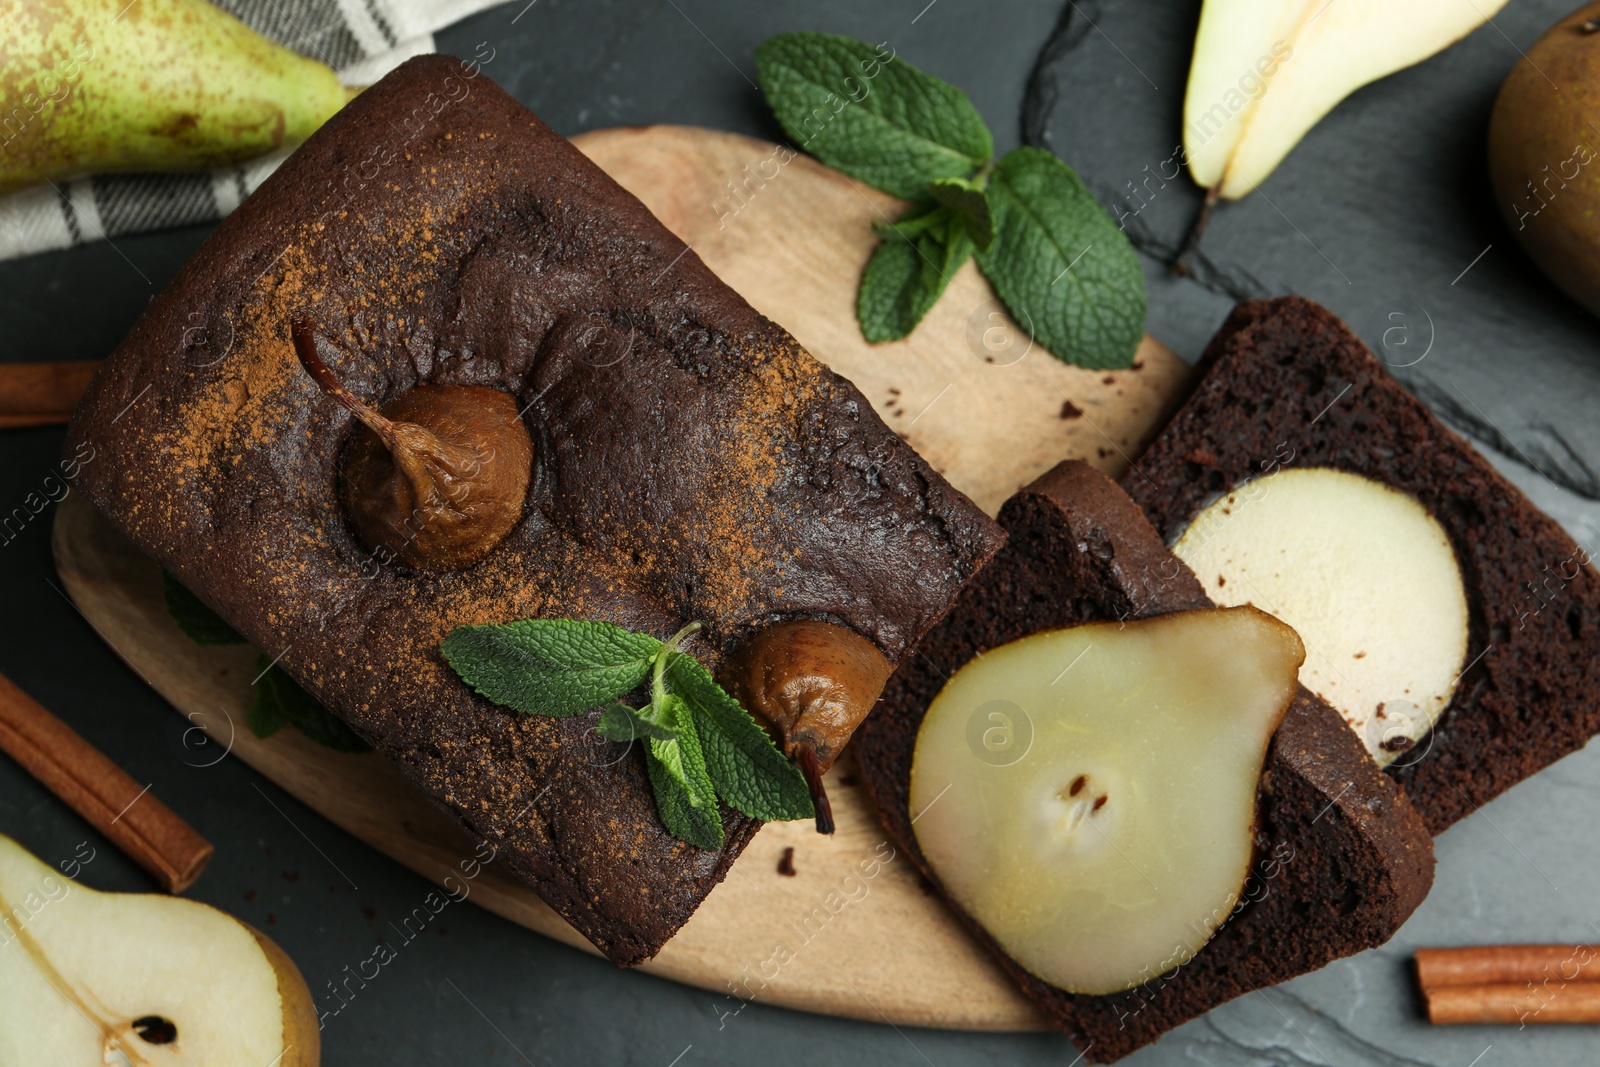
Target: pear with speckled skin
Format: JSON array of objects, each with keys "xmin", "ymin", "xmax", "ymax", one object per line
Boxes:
[
  {"xmin": 0, "ymin": 0, "xmax": 352, "ymax": 197},
  {"xmin": 1489, "ymin": 1, "xmax": 1600, "ymax": 319}
]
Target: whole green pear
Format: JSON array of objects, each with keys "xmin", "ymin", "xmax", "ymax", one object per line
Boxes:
[
  {"xmin": 1488, "ymin": 2, "xmax": 1600, "ymax": 318},
  {"xmin": 0, "ymin": 0, "xmax": 352, "ymax": 197}
]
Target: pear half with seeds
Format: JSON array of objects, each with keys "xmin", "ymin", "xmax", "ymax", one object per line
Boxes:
[
  {"xmin": 910, "ymin": 606, "xmax": 1303, "ymax": 995},
  {"xmin": 0, "ymin": 834, "xmax": 318, "ymax": 1066}
]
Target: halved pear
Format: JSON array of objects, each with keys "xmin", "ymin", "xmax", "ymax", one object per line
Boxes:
[
  {"xmin": 910, "ymin": 607, "xmax": 1303, "ymax": 995},
  {"xmin": 1172, "ymin": 467, "xmax": 1469, "ymax": 764},
  {"xmin": 0, "ymin": 835, "xmax": 318, "ymax": 1066},
  {"xmin": 1184, "ymin": 0, "xmax": 1509, "ymax": 198}
]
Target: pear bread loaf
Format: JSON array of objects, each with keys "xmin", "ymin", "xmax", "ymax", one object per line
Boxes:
[
  {"xmin": 853, "ymin": 460, "xmax": 1434, "ymax": 1062},
  {"xmin": 62, "ymin": 55, "xmax": 1003, "ymax": 965}
]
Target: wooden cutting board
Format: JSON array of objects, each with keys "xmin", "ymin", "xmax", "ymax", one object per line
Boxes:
[{"xmin": 51, "ymin": 126, "xmax": 1192, "ymax": 1030}]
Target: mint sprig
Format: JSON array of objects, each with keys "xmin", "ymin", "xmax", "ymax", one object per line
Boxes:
[
  {"xmin": 441, "ymin": 619, "xmax": 814, "ymax": 851},
  {"xmin": 757, "ymin": 31, "xmax": 1145, "ymax": 368},
  {"xmin": 662, "ymin": 651, "xmax": 813, "ymax": 821}
]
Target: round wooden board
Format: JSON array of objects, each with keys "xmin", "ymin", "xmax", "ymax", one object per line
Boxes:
[{"xmin": 52, "ymin": 126, "xmax": 1193, "ymax": 1031}]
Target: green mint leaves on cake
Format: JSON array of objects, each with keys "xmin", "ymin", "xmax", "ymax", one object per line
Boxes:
[
  {"xmin": 163, "ymin": 572, "xmax": 372, "ymax": 753},
  {"xmin": 441, "ymin": 619, "xmax": 815, "ymax": 851},
  {"xmin": 756, "ymin": 31, "xmax": 1145, "ymax": 369}
]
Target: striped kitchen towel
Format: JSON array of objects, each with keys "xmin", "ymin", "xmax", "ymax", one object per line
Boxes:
[{"xmin": 0, "ymin": 0, "xmax": 511, "ymax": 261}]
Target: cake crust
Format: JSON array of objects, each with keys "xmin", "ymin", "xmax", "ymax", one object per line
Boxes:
[
  {"xmin": 63, "ymin": 56, "xmax": 1002, "ymax": 964},
  {"xmin": 1123, "ymin": 296, "xmax": 1600, "ymax": 834},
  {"xmin": 855, "ymin": 460, "xmax": 1433, "ymax": 1061}
]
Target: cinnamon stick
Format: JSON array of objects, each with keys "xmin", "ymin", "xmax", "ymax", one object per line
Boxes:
[
  {"xmin": 1417, "ymin": 944, "xmax": 1600, "ymax": 989},
  {"xmin": 1426, "ymin": 982, "xmax": 1600, "ymax": 1025},
  {"xmin": 0, "ymin": 672, "xmax": 212, "ymax": 892},
  {"xmin": 0, "ymin": 360, "xmax": 100, "ymax": 427}
]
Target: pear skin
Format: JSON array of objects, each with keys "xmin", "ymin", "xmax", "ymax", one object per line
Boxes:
[
  {"xmin": 0, "ymin": 0, "xmax": 351, "ymax": 197},
  {"xmin": 1488, "ymin": 2, "xmax": 1600, "ymax": 319}
]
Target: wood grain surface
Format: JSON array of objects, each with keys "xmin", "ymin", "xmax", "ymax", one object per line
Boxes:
[{"xmin": 51, "ymin": 125, "xmax": 1194, "ymax": 1029}]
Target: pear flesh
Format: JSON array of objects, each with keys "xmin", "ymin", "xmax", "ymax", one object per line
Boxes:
[
  {"xmin": 910, "ymin": 606, "xmax": 1303, "ymax": 996},
  {"xmin": 0, "ymin": 0, "xmax": 350, "ymax": 197},
  {"xmin": 1184, "ymin": 0, "xmax": 1509, "ymax": 199},
  {"xmin": 1173, "ymin": 467, "xmax": 1469, "ymax": 765},
  {"xmin": 0, "ymin": 834, "xmax": 318, "ymax": 1066}
]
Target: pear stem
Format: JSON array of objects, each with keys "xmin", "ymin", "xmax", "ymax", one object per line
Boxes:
[
  {"xmin": 793, "ymin": 743, "xmax": 835, "ymax": 835},
  {"xmin": 290, "ymin": 315, "xmax": 401, "ymax": 453},
  {"xmin": 1172, "ymin": 185, "xmax": 1222, "ymax": 278}
]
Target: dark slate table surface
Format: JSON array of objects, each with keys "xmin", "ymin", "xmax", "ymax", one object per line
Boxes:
[{"xmin": 4, "ymin": 1, "xmax": 1600, "ymax": 1064}]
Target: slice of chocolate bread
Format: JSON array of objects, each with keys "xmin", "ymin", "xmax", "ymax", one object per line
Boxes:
[
  {"xmin": 63, "ymin": 56, "xmax": 1003, "ymax": 965},
  {"xmin": 854, "ymin": 460, "xmax": 1434, "ymax": 1062},
  {"xmin": 1122, "ymin": 297, "xmax": 1600, "ymax": 834}
]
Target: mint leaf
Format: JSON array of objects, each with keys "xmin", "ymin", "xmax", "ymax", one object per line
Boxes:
[
  {"xmin": 250, "ymin": 657, "xmax": 371, "ymax": 753},
  {"xmin": 441, "ymin": 619, "xmax": 660, "ymax": 717},
  {"xmin": 163, "ymin": 571, "xmax": 245, "ymax": 646},
  {"xmin": 291, "ymin": 698, "xmax": 374, "ymax": 753},
  {"xmin": 597, "ymin": 702, "xmax": 677, "ymax": 743},
  {"xmin": 248, "ymin": 664, "xmax": 291, "ymax": 739},
  {"xmin": 646, "ymin": 694, "xmax": 724, "ymax": 851},
  {"xmin": 929, "ymin": 176, "xmax": 994, "ymax": 251},
  {"xmin": 664, "ymin": 652, "xmax": 814, "ymax": 823},
  {"xmin": 756, "ymin": 32, "xmax": 992, "ymax": 199},
  {"xmin": 859, "ymin": 203, "xmax": 975, "ymax": 343},
  {"xmin": 977, "ymin": 147, "xmax": 1145, "ymax": 370},
  {"xmin": 291, "ymin": 703, "xmax": 371, "ymax": 755}
]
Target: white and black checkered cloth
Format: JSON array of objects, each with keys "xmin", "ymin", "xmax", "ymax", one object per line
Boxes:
[{"xmin": 0, "ymin": 0, "xmax": 505, "ymax": 261}]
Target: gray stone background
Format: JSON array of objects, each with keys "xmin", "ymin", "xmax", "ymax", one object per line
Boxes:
[{"xmin": 3, "ymin": 0, "xmax": 1600, "ymax": 1063}]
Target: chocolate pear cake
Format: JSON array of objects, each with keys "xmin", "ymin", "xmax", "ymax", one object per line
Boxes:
[
  {"xmin": 63, "ymin": 56, "xmax": 1003, "ymax": 965},
  {"xmin": 854, "ymin": 461, "xmax": 1434, "ymax": 1062},
  {"xmin": 1122, "ymin": 297, "xmax": 1600, "ymax": 834}
]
